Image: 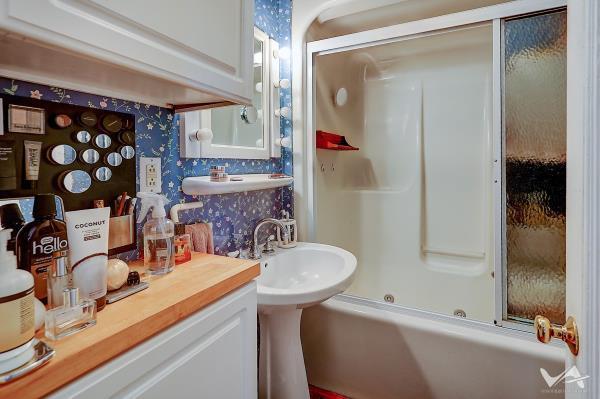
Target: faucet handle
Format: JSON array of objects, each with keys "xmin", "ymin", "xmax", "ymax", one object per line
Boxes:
[{"xmin": 263, "ymin": 235, "xmax": 276, "ymax": 255}]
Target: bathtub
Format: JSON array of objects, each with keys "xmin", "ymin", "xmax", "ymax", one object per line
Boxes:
[{"xmin": 301, "ymin": 295, "xmax": 564, "ymax": 399}]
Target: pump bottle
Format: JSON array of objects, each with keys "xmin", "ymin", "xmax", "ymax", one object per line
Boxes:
[
  {"xmin": 137, "ymin": 192, "xmax": 175, "ymax": 275},
  {"xmin": 0, "ymin": 229, "xmax": 35, "ymax": 374}
]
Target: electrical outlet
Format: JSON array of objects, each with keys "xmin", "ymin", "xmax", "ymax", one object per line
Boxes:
[{"xmin": 139, "ymin": 157, "xmax": 161, "ymax": 193}]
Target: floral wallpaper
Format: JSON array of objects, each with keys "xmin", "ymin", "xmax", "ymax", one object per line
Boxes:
[{"xmin": 0, "ymin": 0, "xmax": 293, "ymax": 259}]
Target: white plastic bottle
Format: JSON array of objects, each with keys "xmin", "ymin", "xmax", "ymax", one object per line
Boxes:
[
  {"xmin": 0, "ymin": 229, "xmax": 35, "ymax": 374},
  {"xmin": 137, "ymin": 193, "xmax": 175, "ymax": 275}
]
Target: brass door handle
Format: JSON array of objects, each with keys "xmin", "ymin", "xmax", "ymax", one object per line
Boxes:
[{"xmin": 534, "ymin": 315, "xmax": 579, "ymax": 356}]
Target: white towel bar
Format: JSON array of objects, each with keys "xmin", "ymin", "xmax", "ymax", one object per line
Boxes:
[{"xmin": 170, "ymin": 201, "xmax": 204, "ymax": 223}]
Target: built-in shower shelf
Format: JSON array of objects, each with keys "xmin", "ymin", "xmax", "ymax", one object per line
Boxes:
[
  {"xmin": 182, "ymin": 174, "xmax": 293, "ymax": 195},
  {"xmin": 316, "ymin": 130, "xmax": 359, "ymax": 151}
]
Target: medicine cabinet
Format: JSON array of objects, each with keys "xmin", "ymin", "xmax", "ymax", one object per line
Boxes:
[{"xmin": 179, "ymin": 27, "xmax": 288, "ymax": 160}]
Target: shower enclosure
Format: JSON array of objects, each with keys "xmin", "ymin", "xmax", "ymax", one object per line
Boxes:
[{"xmin": 307, "ymin": 2, "xmax": 566, "ymax": 329}]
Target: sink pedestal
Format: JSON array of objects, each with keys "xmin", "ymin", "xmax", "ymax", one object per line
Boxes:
[{"xmin": 259, "ymin": 307, "xmax": 309, "ymax": 399}]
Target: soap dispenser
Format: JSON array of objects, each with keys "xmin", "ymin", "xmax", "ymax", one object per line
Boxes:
[
  {"xmin": 0, "ymin": 229, "xmax": 35, "ymax": 374},
  {"xmin": 137, "ymin": 192, "xmax": 175, "ymax": 275}
]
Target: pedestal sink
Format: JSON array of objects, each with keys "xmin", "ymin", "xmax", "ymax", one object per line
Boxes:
[{"xmin": 257, "ymin": 242, "xmax": 356, "ymax": 399}]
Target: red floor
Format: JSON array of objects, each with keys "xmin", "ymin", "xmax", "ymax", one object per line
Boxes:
[{"xmin": 309, "ymin": 385, "xmax": 350, "ymax": 399}]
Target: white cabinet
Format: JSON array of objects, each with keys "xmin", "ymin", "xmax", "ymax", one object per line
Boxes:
[
  {"xmin": 0, "ymin": 0, "xmax": 254, "ymax": 107},
  {"xmin": 49, "ymin": 282, "xmax": 257, "ymax": 399}
]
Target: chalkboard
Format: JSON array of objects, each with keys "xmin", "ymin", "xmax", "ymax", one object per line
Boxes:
[{"xmin": 0, "ymin": 94, "xmax": 136, "ymax": 212}]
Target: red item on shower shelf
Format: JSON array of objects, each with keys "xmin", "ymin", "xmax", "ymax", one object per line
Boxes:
[
  {"xmin": 309, "ymin": 385, "xmax": 350, "ymax": 399},
  {"xmin": 316, "ymin": 130, "xmax": 359, "ymax": 151}
]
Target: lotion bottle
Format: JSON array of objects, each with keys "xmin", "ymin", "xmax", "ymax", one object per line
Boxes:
[{"xmin": 0, "ymin": 229, "xmax": 35, "ymax": 374}]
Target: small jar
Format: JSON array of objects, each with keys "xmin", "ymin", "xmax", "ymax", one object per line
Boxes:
[
  {"xmin": 174, "ymin": 223, "xmax": 192, "ymax": 265},
  {"xmin": 209, "ymin": 165, "xmax": 228, "ymax": 182}
]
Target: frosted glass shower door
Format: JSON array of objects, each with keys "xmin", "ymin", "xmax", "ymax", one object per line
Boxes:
[{"xmin": 503, "ymin": 10, "xmax": 567, "ymax": 325}]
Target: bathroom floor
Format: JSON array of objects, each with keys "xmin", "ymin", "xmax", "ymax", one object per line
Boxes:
[{"xmin": 309, "ymin": 385, "xmax": 350, "ymax": 399}]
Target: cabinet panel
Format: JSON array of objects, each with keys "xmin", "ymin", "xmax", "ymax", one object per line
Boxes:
[
  {"xmin": 0, "ymin": 0, "xmax": 254, "ymax": 105},
  {"xmin": 50, "ymin": 282, "xmax": 257, "ymax": 399},
  {"xmin": 89, "ymin": 0, "xmax": 242, "ymax": 71}
]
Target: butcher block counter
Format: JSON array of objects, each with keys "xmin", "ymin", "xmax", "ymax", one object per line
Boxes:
[{"xmin": 0, "ymin": 253, "xmax": 260, "ymax": 399}]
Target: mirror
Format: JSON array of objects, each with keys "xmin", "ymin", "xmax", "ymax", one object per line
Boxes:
[
  {"xmin": 181, "ymin": 27, "xmax": 280, "ymax": 160},
  {"xmin": 210, "ymin": 28, "xmax": 267, "ymax": 149},
  {"xmin": 75, "ymin": 130, "xmax": 92, "ymax": 144},
  {"xmin": 94, "ymin": 134, "xmax": 112, "ymax": 149},
  {"xmin": 105, "ymin": 152, "xmax": 123, "ymax": 167},
  {"xmin": 48, "ymin": 144, "xmax": 77, "ymax": 165},
  {"xmin": 241, "ymin": 106, "xmax": 258, "ymax": 124},
  {"xmin": 80, "ymin": 149, "xmax": 100, "ymax": 164},
  {"xmin": 119, "ymin": 145, "xmax": 135, "ymax": 160},
  {"xmin": 93, "ymin": 166, "xmax": 112, "ymax": 182},
  {"xmin": 59, "ymin": 170, "xmax": 92, "ymax": 194}
]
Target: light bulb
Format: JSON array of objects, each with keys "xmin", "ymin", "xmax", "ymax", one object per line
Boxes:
[
  {"xmin": 277, "ymin": 136, "xmax": 292, "ymax": 149},
  {"xmin": 274, "ymin": 79, "xmax": 290, "ymax": 89},
  {"xmin": 275, "ymin": 107, "xmax": 291, "ymax": 118}
]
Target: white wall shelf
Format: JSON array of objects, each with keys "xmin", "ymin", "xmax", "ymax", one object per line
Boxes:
[{"xmin": 182, "ymin": 174, "xmax": 293, "ymax": 195}]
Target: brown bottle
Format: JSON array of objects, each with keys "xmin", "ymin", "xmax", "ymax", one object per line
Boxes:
[{"xmin": 16, "ymin": 194, "xmax": 68, "ymax": 304}]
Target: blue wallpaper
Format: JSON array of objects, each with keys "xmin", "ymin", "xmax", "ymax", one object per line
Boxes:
[{"xmin": 0, "ymin": 0, "xmax": 293, "ymax": 259}]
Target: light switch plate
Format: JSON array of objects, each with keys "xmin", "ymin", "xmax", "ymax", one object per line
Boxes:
[{"xmin": 139, "ymin": 157, "xmax": 161, "ymax": 193}]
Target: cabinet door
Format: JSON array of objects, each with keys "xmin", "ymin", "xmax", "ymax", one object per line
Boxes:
[
  {"xmin": 50, "ymin": 282, "xmax": 257, "ymax": 399},
  {"xmin": 0, "ymin": 0, "xmax": 254, "ymax": 104}
]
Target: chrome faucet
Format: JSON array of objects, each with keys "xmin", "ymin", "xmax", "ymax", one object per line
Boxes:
[{"xmin": 250, "ymin": 218, "xmax": 289, "ymax": 260}]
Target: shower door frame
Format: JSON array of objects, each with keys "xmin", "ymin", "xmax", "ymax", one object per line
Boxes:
[
  {"xmin": 304, "ymin": 0, "xmax": 567, "ymax": 335},
  {"xmin": 300, "ymin": 0, "xmax": 600, "ymax": 396}
]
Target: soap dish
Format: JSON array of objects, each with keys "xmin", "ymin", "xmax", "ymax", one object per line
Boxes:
[{"xmin": 0, "ymin": 340, "xmax": 55, "ymax": 384}]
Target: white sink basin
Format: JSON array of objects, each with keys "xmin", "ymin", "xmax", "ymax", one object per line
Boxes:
[
  {"xmin": 257, "ymin": 242, "xmax": 356, "ymax": 308},
  {"xmin": 256, "ymin": 242, "xmax": 356, "ymax": 399}
]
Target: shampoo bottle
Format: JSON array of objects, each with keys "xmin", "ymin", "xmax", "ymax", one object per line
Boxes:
[
  {"xmin": 16, "ymin": 194, "xmax": 68, "ymax": 304},
  {"xmin": 137, "ymin": 192, "xmax": 174, "ymax": 275},
  {"xmin": 0, "ymin": 203, "xmax": 26, "ymax": 253},
  {"xmin": 0, "ymin": 229, "xmax": 35, "ymax": 374}
]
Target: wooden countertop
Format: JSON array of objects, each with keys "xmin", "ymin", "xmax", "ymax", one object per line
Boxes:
[{"xmin": 0, "ymin": 253, "xmax": 260, "ymax": 399}]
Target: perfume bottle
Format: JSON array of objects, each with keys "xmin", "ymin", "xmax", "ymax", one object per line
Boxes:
[
  {"xmin": 45, "ymin": 287, "xmax": 96, "ymax": 340},
  {"xmin": 47, "ymin": 250, "xmax": 70, "ymax": 309},
  {"xmin": 174, "ymin": 223, "xmax": 192, "ymax": 265}
]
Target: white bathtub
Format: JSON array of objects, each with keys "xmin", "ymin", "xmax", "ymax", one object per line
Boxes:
[{"xmin": 301, "ymin": 296, "xmax": 564, "ymax": 399}]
